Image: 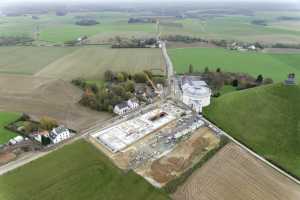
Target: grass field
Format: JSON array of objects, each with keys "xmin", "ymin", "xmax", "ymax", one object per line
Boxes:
[
  {"xmin": 0, "ymin": 112, "xmax": 20, "ymax": 144},
  {"xmin": 168, "ymin": 47, "xmax": 300, "ymax": 82},
  {"xmin": 0, "ymin": 140, "xmax": 169, "ymax": 200},
  {"xmin": 160, "ymin": 11, "xmax": 300, "ymax": 44},
  {"xmin": 0, "ymin": 46, "xmax": 77, "ymax": 75},
  {"xmin": 0, "ymin": 12, "xmax": 156, "ymax": 43},
  {"xmin": 35, "ymin": 46, "xmax": 165, "ymax": 80},
  {"xmin": 0, "ymin": 46, "xmax": 164, "ymax": 79},
  {"xmin": 204, "ymin": 83, "xmax": 300, "ymax": 178},
  {"xmin": 2, "ymin": 10, "xmax": 300, "ymax": 44}
]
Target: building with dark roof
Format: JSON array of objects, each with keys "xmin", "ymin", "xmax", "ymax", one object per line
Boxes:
[{"xmin": 49, "ymin": 126, "xmax": 70, "ymax": 144}]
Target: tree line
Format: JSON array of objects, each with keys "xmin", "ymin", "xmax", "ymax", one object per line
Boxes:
[
  {"xmin": 187, "ymin": 64, "xmax": 273, "ymax": 96},
  {"xmin": 72, "ymin": 70, "xmax": 166, "ymax": 112}
]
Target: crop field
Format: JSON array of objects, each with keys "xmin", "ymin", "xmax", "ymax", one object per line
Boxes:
[
  {"xmin": 160, "ymin": 11, "xmax": 300, "ymax": 44},
  {"xmin": 173, "ymin": 143, "xmax": 300, "ymax": 200},
  {"xmin": 0, "ymin": 140, "xmax": 169, "ymax": 200},
  {"xmin": 0, "ymin": 46, "xmax": 77, "ymax": 75},
  {"xmin": 0, "ymin": 74, "xmax": 111, "ymax": 131},
  {"xmin": 168, "ymin": 47, "xmax": 300, "ymax": 82},
  {"xmin": 35, "ymin": 46, "xmax": 165, "ymax": 80},
  {"xmin": 204, "ymin": 83, "xmax": 300, "ymax": 178},
  {"xmin": 0, "ymin": 46, "xmax": 165, "ymax": 80},
  {"xmin": 0, "ymin": 112, "xmax": 20, "ymax": 145},
  {"xmin": 0, "ymin": 12, "xmax": 156, "ymax": 43}
]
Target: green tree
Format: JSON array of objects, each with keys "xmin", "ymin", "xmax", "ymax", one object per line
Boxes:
[
  {"xmin": 116, "ymin": 72, "xmax": 125, "ymax": 82},
  {"xmin": 40, "ymin": 116, "xmax": 58, "ymax": 131},
  {"xmin": 123, "ymin": 80, "xmax": 135, "ymax": 92},
  {"xmin": 188, "ymin": 64, "xmax": 194, "ymax": 74},
  {"xmin": 204, "ymin": 67, "xmax": 209, "ymax": 73},
  {"xmin": 133, "ymin": 72, "xmax": 147, "ymax": 83},
  {"xmin": 121, "ymin": 71, "xmax": 129, "ymax": 81},
  {"xmin": 104, "ymin": 70, "xmax": 114, "ymax": 82},
  {"xmin": 23, "ymin": 122, "xmax": 36, "ymax": 134},
  {"xmin": 256, "ymin": 74, "xmax": 264, "ymax": 84}
]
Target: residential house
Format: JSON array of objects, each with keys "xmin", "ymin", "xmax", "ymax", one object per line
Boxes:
[
  {"xmin": 113, "ymin": 99, "xmax": 139, "ymax": 115},
  {"xmin": 49, "ymin": 126, "xmax": 70, "ymax": 144}
]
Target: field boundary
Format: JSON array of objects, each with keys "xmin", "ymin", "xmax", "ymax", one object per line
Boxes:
[{"xmin": 201, "ymin": 117, "xmax": 300, "ymax": 185}]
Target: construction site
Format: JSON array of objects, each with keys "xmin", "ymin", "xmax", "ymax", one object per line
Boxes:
[{"xmin": 90, "ymin": 100, "xmax": 221, "ymax": 187}]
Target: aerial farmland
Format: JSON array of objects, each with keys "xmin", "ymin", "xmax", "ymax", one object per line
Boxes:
[{"xmin": 0, "ymin": 1, "xmax": 300, "ymax": 200}]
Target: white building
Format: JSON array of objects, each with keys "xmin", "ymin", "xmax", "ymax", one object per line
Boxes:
[
  {"xmin": 180, "ymin": 76, "xmax": 211, "ymax": 113},
  {"xmin": 248, "ymin": 45, "xmax": 256, "ymax": 51},
  {"xmin": 49, "ymin": 126, "xmax": 70, "ymax": 144},
  {"xmin": 113, "ymin": 99, "xmax": 139, "ymax": 115}
]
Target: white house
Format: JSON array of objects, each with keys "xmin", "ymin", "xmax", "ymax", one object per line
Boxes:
[
  {"xmin": 49, "ymin": 126, "xmax": 70, "ymax": 144},
  {"xmin": 113, "ymin": 99, "xmax": 139, "ymax": 115},
  {"xmin": 180, "ymin": 76, "xmax": 211, "ymax": 113}
]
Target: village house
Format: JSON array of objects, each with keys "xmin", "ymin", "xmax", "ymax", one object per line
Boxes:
[
  {"xmin": 49, "ymin": 126, "xmax": 71, "ymax": 144},
  {"xmin": 113, "ymin": 99, "xmax": 139, "ymax": 115}
]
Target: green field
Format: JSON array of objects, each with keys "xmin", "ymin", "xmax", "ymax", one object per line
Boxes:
[
  {"xmin": 160, "ymin": 11, "xmax": 300, "ymax": 44},
  {"xmin": 0, "ymin": 46, "xmax": 164, "ymax": 79},
  {"xmin": 204, "ymin": 83, "xmax": 300, "ymax": 178},
  {"xmin": 0, "ymin": 140, "xmax": 169, "ymax": 200},
  {"xmin": 0, "ymin": 12, "xmax": 156, "ymax": 43},
  {"xmin": 35, "ymin": 46, "xmax": 165, "ymax": 80},
  {"xmin": 169, "ymin": 47, "xmax": 300, "ymax": 82},
  {"xmin": 0, "ymin": 112, "xmax": 20, "ymax": 144},
  {"xmin": 0, "ymin": 46, "xmax": 77, "ymax": 75},
  {"xmin": 2, "ymin": 10, "xmax": 300, "ymax": 44}
]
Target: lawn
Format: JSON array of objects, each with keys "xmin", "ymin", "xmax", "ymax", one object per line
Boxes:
[
  {"xmin": 0, "ymin": 112, "xmax": 20, "ymax": 144},
  {"xmin": 35, "ymin": 46, "xmax": 165, "ymax": 80},
  {"xmin": 168, "ymin": 47, "xmax": 300, "ymax": 82},
  {"xmin": 0, "ymin": 140, "xmax": 169, "ymax": 200},
  {"xmin": 0, "ymin": 46, "xmax": 77, "ymax": 75},
  {"xmin": 204, "ymin": 83, "xmax": 300, "ymax": 179}
]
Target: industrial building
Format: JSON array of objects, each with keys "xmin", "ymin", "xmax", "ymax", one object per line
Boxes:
[
  {"xmin": 179, "ymin": 76, "xmax": 211, "ymax": 113},
  {"xmin": 92, "ymin": 103, "xmax": 185, "ymax": 153}
]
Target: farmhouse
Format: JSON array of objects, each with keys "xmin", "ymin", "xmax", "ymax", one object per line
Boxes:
[
  {"xmin": 113, "ymin": 99, "xmax": 139, "ymax": 115},
  {"xmin": 49, "ymin": 126, "xmax": 70, "ymax": 144},
  {"xmin": 180, "ymin": 76, "xmax": 211, "ymax": 113}
]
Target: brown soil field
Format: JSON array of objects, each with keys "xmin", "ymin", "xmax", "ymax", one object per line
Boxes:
[
  {"xmin": 137, "ymin": 127, "xmax": 220, "ymax": 186},
  {"xmin": 172, "ymin": 143, "xmax": 300, "ymax": 200},
  {"xmin": 0, "ymin": 74, "xmax": 111, "ymax": 131}
]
